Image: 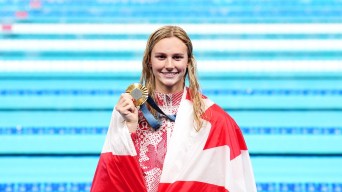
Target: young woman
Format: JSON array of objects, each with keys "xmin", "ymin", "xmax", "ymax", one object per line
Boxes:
[{"xmin": 91, "ymin": 26, "xmax": 256, "ymax": 192}]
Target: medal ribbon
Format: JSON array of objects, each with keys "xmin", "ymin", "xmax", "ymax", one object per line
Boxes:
[
  {"xmin": 126, "ymin": 83, "xmax": 176, "ymax": 130},
  {"xmin": 141, "ymin": 96, "xmax": 176, "ymax": 130}
]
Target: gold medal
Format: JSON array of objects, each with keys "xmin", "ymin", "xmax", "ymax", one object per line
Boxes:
[{"xmin": 125, "ymin": 83, "xmax": 148, "ymax": 106}]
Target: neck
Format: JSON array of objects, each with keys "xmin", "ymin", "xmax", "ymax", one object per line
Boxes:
[{"xmin": 155, "ymin": 86, "xmax": 184, "ymax": 94}]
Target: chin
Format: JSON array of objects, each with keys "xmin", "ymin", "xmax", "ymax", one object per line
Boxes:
[
  {"xmin": 162, "ymin": 81, "xmax": 183, "ymax": 89},
  {"xmin": 162, "ymin": 83, "xmax": 177, "ymax": 88}
]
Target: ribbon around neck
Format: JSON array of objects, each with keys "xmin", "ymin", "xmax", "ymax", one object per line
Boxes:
[{"xmin": 141, "ymin": 96, "xmax": 176, "ymax": 130}]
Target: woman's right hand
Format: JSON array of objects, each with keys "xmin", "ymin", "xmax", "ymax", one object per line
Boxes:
[{"xmin": 115, "ymin": 93, "xmax": 139, "ymax": 132}]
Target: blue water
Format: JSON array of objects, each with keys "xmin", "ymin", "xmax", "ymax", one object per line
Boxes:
[{"xmin": 1, "ymin": 0, "xmax": 342, "ymax": 191}]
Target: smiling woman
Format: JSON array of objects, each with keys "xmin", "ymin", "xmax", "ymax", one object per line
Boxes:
[
  {"xmin": 150, "ymin": 37, "xmax": 188, "ymax": 93},
  {"xmin": 90, "ymin": 26, "xmax": 257, "ymax": 192}
]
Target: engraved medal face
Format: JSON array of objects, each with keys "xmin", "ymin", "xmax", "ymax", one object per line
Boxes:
[{"xmin": 125, "ymin": 83, "xmax": 148, "ymax": 106}]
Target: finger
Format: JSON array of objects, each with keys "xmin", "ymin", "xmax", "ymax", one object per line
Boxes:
[
  {"xmin": 121, "ymin": 93, "xmax": 135, "ymax": 102},
  {"xmin": 118, "ymin": 93, "xmax": 128, "ymax": 103},
  {"xmin": 121, "ymin": 93, "xmax": 134, "ymax": 100},
  {"xmin": 117, "ymin": 104, "xmax": 130, "ymax": 115},
  {"xmin": 123, "ymin": 102, "xmax": 136, "ymax": 112},
  {"xmin": 116, "ymin": 101, "xmax": 131, "ymax": 112},
  {"xmin": 119, "ymin": 106, "xmax": 135, "ymax": 116},
  {"xmin": 117, "ymin": 98, "xmax": 130, "ymax": 108},
  {"xmin": 116, "ymin": 93, "xmax": 136, "ymax": 115},
  {"xmin": 120, "ymin": 99, "xmax": 134, "ymax": 108}
]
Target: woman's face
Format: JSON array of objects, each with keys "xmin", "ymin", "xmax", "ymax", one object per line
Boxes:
[{"xmin": 150, "ymin": 37, "xmax": 189, "ymax": 93}]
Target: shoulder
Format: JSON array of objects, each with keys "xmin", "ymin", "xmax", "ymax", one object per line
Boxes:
[
  {"xmin": 200, "ymin": 98, "xmax": 248, "ymax": 152},
  {"xmin": 184, "ymin": 87, "xmax": 238, "ymax": 127},
  {"xmin": 202, "ymin": 102, "xmax": 237, "ymax": 127}
]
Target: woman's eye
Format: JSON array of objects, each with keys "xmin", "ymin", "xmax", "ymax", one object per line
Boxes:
[
  {"xmin": 173, "ymin": 56, "xmax": 183, "ymax": 60},
  {"xmin": 156, "ymin": 55, "xmax": 166, "ymax": 59}
]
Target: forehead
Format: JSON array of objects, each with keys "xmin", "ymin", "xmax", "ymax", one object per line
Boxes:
[{"xmin": 152, "ymin": 37, "xmax": 187, "ymax": 53}]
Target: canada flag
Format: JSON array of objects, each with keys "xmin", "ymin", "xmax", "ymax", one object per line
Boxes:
[{"xmin": 91, "ymin": 88, "xmax": 257, "ymax": 192}]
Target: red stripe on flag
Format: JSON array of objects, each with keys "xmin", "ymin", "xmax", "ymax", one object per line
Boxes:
[
  {"xmin": 91, "ymin": 152, "xmax": 147, "ymax": 192},
  {"xmin": 202, "ymin": 104, "xmax": 248, "ymax": 160},
  {"xmin": 159, "ymin": 181, "xmax": 229, "ymax": 192}
]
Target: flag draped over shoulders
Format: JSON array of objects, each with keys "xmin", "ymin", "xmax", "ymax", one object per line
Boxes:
[{"xmin": 91, "ymin": 88, "xmax": 257, "ymax": 192}]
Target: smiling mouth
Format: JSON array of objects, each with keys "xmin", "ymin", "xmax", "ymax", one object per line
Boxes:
[
  {"xmin": 161, "ymin": 72, "xmax": 179, "ymax": 74},
  {"xmin": 161, "ymin": 72, "xmax": 179, "ymax": 78}
]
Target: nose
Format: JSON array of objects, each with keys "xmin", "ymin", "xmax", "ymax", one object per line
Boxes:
[{"xmin": 165, "ymin": 57, "xmax": 174, "ymax": 70}]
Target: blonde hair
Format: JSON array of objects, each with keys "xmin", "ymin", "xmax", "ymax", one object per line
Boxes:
[{"xmin": 140, "ymin": 25, "xmax": 205, "ymax": 131}]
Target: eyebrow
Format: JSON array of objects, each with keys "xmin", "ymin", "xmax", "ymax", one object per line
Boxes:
[{"xmin": 154, "ymin": 52, "xmax": 185, "ymax": 55}]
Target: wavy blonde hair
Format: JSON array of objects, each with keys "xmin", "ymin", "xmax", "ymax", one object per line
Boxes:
[{"xmin": 140, "ymin": 25, "xmax": 205, "ymax": 131}]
